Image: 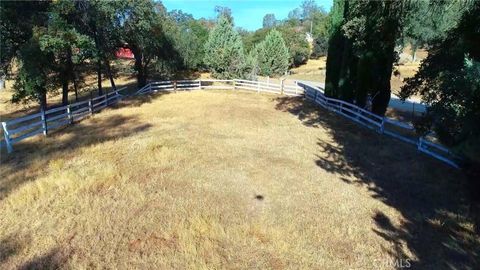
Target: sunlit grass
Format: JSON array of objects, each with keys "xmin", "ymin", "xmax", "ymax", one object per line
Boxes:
[{"xmin": 0, "ymin": 90, "xmax": 477, "ymax": 268}]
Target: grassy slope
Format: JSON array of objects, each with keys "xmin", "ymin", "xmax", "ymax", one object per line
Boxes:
[{"xmin": 0, "ymin": 90, "xmax": 478, "ymax": 269}]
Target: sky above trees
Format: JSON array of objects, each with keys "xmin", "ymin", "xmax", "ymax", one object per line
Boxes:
[{"xmin": 162, "ymin": 0, "xmax": 333, "ymax": 30}]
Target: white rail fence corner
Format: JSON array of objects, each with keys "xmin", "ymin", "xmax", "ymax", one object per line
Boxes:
[{"xmin": 1, "ymin": 78, "xmax": 459, "ymax": 169}]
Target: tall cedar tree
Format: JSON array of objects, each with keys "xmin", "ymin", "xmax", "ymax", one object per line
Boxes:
[{"xmin": 325, "ymin": 0, "xmax": 406, "ymax": 115}]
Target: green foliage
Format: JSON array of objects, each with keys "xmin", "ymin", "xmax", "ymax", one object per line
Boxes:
[
  {"xmin": 278, "ymin": 27, "xmax": 310, "ymax": 67},
  {"xmin": 120, "ymin": 0, "xmax": 179, "ymax": 86},
  {"xmin": 401, "ymin": 3, "xmax": 480, "ymax": 164},
  {"xmin": 402, "ymin": 0, "xmax": 465, "ymax": 56},
  {"xmin": 204, "ymin": 16, "xmax": 246, "ymax": 79},
  {"xmin": 256, "ymin": 30, "xmax": 289, "ymax": 76},
  {"xmin": 214, "ymin": 6, "xmax": 233, "ymax": 24},
  {"xmin": 0, "ymin": 1, "xmax": 49, "ymax": 77},
  {"xmin": 324, "ymin": 3, "xmax": 345, "ymax": 99},
  {"xmin": 244, "ymin": 47, "xmax": 260, "ymax": 80},
  {"xmin": 241, "ymin": 28, "xmax": 269, "ymax": 53},
  {"xmin": 301, "ymin": 0, "xmax": 321, "ymax": 20},
  {"xmin": 12, "ymin": 32, "xmax": 53, "ymax": 109},
  {"xmin": 167, "ymin": 10, "xmax": 209, "ymax": 70},
  {"xmin": 311, "ymin": 35, "xmax": 328, "ymax": 58},
  {"xmin": 40, "ymin": 0, "xmax": 96, "ymax": 104},
  {"xmin": 325, "ymin": 0, "xmax": 407, "ymax": 114},
  {"xmin": 262, "ymin": 14, "xmax": 276, "ymax": 28}
]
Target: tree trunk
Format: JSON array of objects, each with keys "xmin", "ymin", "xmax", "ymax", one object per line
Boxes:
[
  {"xmin": 133, "ymin": 47, "xmax": 147, "ymax": 88},
  {"xmin": 105, "ymin": 59, "xmax": 116, "ymax": 90},
  {"xmin": 0, "ymin": 75, "xmax": 5, "ymax": 90},
  {"xmin": 73, "ymin": 71, "xmax": 79, "ymax": 102},
  {"xmin": 97, "ymin": 59, "xmax": 103, "ymax": 96},
  {"xmin": 39, "ymin": 89, "xmax": 47, "ymax": 111},
  {"xmin": 411, "ymin": 42, "xmax": 418, "ymax": 62},
  {"xmin": 61, "ymin": 75, "xmax": 69, "ymax": 106}
]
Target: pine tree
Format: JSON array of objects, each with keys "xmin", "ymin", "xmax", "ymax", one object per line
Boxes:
[
  {"xmin": 204, "ymin": 15, "xmax": 246, "ymax": 79},
  {"xmin": 244, "ymin": 47, "xmax": 259, "ymax": 80},
  {"xmin": 257, "ymin": 29, "xmax": 289, "ymax": 76}
]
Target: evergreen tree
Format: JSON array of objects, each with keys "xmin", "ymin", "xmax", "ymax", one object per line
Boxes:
[
  {"xmin": 325, "ymin": 0, "xmax": 407, "ymax": 114},
  {"xmin": 257, "ymin": 29, "xmax": 289, "ymax": 76},
  {"xmin": 244, "ymin": 47, "xmax": 260, "ymax": 80},
  {"xmin": 324, "ymin": 0, "xmax": 348, "ymax": 98},
  {"xmin": 204, "ymin": 16, "xmax": 246, "ymax": 79}
]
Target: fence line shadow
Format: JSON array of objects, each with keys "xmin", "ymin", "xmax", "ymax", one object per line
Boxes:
[
  {"xmin": 0, "ymin": 113, "xmax": 152, "ymax": 201},
  {"xmin": 274, "ymin": 95, "xmax": 479, "ymax": 269}
]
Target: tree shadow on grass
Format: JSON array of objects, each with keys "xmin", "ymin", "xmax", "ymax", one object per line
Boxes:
[
  {"xmin": 0, "ymin": 113, "xmax": 152, "ymax": 201},
  {"xmin": 0, "ymin": 234, "xmax": 24, "ymax": 264},
  {"xmin": 275, "ymin": 96, "xmax": 480, "ymax": 269},
  {"xmin": 19, "ymin": 247, "xmax": 69, "ymax": 270}
]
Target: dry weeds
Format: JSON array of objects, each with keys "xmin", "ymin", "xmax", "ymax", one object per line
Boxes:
[{"xmin": 0, "ymin": 90, "xmax": 478, "ymax": 269}]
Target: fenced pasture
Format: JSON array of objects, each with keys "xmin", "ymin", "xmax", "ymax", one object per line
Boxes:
[
  {"xmin": 2, "ymin": 78, "xmax": 458, "ymax": 168},
  {"xmin": 1, "ymin": 89, "xmax": 477, "ymax": 269}
]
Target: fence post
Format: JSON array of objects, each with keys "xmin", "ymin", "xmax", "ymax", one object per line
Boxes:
[
  {"xmin": 41, "ymin": 108, "xmax": 47, "ymax": 136},
  {"xmin": 257, "ymin": 81, "xmax": 260, "ymax": 93},
  {"xmin": 379, "ymin": 117, "xmax": 385, "ymax": 134},
  {"xmin": 198, "ymin": 80, "xmax": 202, "ymax": 90},
  {"xmin": 280, "ymin": 79, "xmax": 285, "ymax": 95},
  {"xmin": 67, "ymin": 105, "xmax": 73, "ymax": 124},
  {"xmin": 174, "ymin": 80, "xmax": 177, "ymax": 93},
  {"xmin": 1, "ymin": 122, "xmax": 13, "ymax": 153},
  {"xmin": 88, "ymin": 99, "xmax": 93, "ymax": 115},
  {"xmin": 233, "ymin": 80, "xmax": 236, "ymax": 90}
]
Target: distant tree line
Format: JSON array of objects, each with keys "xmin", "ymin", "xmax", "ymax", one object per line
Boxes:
[{"xmin": 1, "ymin": 0, "xmax": 331, "ymax": 109}]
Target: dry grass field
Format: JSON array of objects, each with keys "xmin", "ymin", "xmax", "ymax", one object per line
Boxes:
[{"xmin": 0, "ymin": 90, "xmax": 478, "ymax": 269}]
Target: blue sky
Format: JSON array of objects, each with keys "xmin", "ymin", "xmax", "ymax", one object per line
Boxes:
[{"xmin": 161, "ymin": 0, "xmax": 333, "ymax": 31}]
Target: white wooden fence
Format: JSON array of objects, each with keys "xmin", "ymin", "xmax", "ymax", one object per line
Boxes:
[
  {"xmin": 1, "ymin": 79, "xmax": 459, "ymax": 169},
  {"xmin": 135, "ymin": 79, "xmax": 303, "ymax": 96},
  {"xmin": 1, "ymin": 88, "xmax": 124, "ymax": 153},
  {"xmin": 297, "ymin": 82, "xmax": 459, "ymax": 168}
]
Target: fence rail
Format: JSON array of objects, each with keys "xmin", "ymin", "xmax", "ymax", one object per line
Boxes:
[
  {"xmin": 2, "ymin": 87, "xmax": 125, "ymax": 153},
  {"xmin": 297, "ymin": 82, "xmax": 459, "ymax": 168},
  {"xmin": 1, "ymin": 79, "xmax": 459, "ymax": 169}
]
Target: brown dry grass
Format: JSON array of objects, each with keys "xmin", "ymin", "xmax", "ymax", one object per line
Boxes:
[{"xmin": 0, "ymin": 90, "xmax": 478, "ymax": 269}]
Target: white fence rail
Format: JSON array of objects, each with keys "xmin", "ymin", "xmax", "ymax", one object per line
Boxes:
[
  {"xmin": 2, "ymin": 79, "xmax": 460, "ymax": 169},
  {"xmin": 134, "ymin": 79, "xmax": 304, "ymax": 96},
  {"xmin": 1, "ymin": 88, "xmax": 125, "ymax": 153},
  {"xmin": 297, "ymin": 82, "xmax": 459, "ymax": 168}
]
